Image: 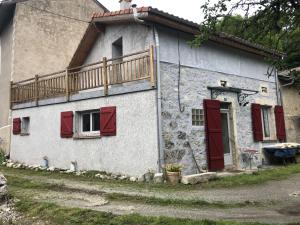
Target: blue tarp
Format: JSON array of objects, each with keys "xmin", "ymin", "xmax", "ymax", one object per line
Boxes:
[{"xmin": 264, "ymin": 147, "xmax": 299, "ymax": 159}]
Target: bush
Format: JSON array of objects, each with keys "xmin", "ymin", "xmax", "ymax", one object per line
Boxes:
[{"xmin": 0, "ymin": 150, "xmax": 5, "ymax": 164}]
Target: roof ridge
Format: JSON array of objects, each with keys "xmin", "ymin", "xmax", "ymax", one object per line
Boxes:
[{"xmin": 92, "ymin": 6, "xmax": 151, "ymax": 19}]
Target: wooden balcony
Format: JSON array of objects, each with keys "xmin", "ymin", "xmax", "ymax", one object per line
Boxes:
[{"xmin": 10, "ymin": 47, "xmax": 155, "ymax": 107}]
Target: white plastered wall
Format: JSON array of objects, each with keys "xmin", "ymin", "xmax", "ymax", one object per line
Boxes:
[{"xmin": 10, "ymin": 90, "xmax": 158, "ymax": 176}]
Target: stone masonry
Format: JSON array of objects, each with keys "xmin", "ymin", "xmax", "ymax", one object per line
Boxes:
[{"xmin": 160, "ymin": 62, "xmax": 278, "ymax": 175}]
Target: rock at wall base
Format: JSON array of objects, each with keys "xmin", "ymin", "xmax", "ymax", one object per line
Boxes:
[
  {"xmin": 153, "ymin": 173, "xmax": 164, "ymax": 183},
  {"xmin": 181, "ymin": 172, "xmax": 217, "ymax": 185}
]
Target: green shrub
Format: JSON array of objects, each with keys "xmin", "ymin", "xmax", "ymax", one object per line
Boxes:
[{"xmin": 0, "ymin": 149, "xmax": 5, "ymax": 164}]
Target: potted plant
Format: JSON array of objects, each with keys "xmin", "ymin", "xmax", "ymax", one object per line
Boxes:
[{"xmin": 165, "ymin": 164, "xmax": 182, "ymax": 184}]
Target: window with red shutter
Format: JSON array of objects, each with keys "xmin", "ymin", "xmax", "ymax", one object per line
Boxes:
[
  {"xmin": 204, "ymin": 99, "xmax": 224, "ymax": 171},
  {"xmin": 13, "ymin": 118, "xmax": 21, "ymax": 135},
  {"xmin": 61, "ymin": 111, "xmax": 74, "ymax": 138},
  {"xmin": 100, "ymin": 107, "xmax": 116, "ymax": 136},
  {"xmin": 251, "ymin": 103, "xmax": 263, "ymax": 142},
  {"xmin": 274, "ymin": 106, "xmax": 286, "ymax": 141}
]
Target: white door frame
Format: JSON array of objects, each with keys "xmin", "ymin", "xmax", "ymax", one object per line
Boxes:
[{"xmin": 220, "ymin": 109, "xmax": 233, "ymax": 166}]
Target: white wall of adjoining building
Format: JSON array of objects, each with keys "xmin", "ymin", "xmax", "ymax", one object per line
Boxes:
[{"xmin": 11, "ymin": 90, "xmax": 158, "ymax": 176}]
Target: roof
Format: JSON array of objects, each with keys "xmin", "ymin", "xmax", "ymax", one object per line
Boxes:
[
  {"xmin": 69, "ymin": 6, "xmax": 283, "ymax": 68},
  {"xmin": 279, "ymin": 67, "xmax": 300, "ymax": 79}
]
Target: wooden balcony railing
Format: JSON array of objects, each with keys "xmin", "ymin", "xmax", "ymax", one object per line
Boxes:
[{"xmin": 11, "ymin": 47, "xmax": 155, "ymax": 106}]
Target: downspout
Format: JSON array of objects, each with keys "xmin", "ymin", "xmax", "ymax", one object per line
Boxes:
[
  {"xmin": 132, "ymin": 6, "xmax": 164, "ymax": 171},
  {"xmin": 274, "ymin": 67, "xmax": 281, "ymax": 106},
  {"xmin": 153, "ymin": 26, "xmax": 164, "ymax": 172}
]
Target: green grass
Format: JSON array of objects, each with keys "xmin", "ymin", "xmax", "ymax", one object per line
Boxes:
[
  {"xmin": 0, "ymin": 151, "xmax": 5, "ymax": 165},
  {"xmin": 13, "ymin": 198, "xmax": 270, "ymax": 225},
  {"xmin": 202, "ymin": 164, "xmax": 300, "ymax": 188},
  {"xmin": 105, "ymin": 192, "xmax": 263, "ymax": 209},
  {"xmin": 6, "ymin": 175, "xmax": 262, "ymax": 209},
  {"xmin": 1, "ymin": 163, "xmax": 300, "ymax": 191}
]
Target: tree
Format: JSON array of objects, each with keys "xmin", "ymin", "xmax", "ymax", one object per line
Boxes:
[{"xmin": 193, "ymin": 0, "xmax": 300, "ymax": 85}]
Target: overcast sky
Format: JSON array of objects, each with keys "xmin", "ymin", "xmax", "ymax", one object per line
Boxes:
[{"xmin": 98, "ymin": 0, "xmax": 205, "ymax": 23}]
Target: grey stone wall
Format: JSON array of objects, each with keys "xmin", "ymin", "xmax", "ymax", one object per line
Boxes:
[
  {"xmin": 160, "ymin": 62, "xmax": 278, "ymax": 175},
  {"xmin": 280, "ymin": 84, "xmax": 300, "ymax": 143}
]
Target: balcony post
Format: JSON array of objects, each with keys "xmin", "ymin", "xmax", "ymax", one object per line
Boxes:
[
  {"xmin": 149, "ymin": 45, "xmax": 155, "ymax": 87},
  {"xmin": 10, "ymin": 81, "xmax": 13, "ymax": 109},
  {"xmin": 103, "ymin": 57, "xmax": 108, "ymax": 96},
  {"xmin": 65, "ymin": 68, "xmax": 69, "ymax": 102},
  {"xmin": 35, "ymin": 74, "xmax": 39, "ymax": 106}
]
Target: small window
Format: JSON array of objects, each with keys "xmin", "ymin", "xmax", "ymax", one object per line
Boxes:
[
  {"xmin": 80, "ymin": 111, "xmax": 100, "ymax": 134},
  {"xmin": 261, "ymin": 86, "xmax": 268, "ymax": 94},
  {"xmin": 112, "ymin": 37, "xmax": 123, "ymax": 59},
  {"xmin": 220, "ymin": 80, "xmax": 227, "ymax": 87},
  {"xmin": 261, "ymin": 107, "xmax": 271, "ymax": 138},
  {"xmin": 21, "ymin": 117, "xmax": 30, "ymax": 135},
  {"xmin": 192, "ymin": 109, "xmax": 204, "ymax": 126}
]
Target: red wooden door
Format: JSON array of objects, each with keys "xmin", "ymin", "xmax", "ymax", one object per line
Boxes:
[
  {"xmin": 274, "ymin": 105, "xmax": 286, "ymax": 141},
  {"xmin": 204, "ymin": 99, "xmax": 225, "ymax": 171}
]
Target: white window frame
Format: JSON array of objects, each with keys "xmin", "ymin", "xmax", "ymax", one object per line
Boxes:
[
  {"xmin": 21, "ymin": 117, "xmax": 30, "ymax": 135},
  {"xmin": 79, "ymin": 111, "xmax": 100, "ymax": 136},
  {"xmin": 261, "ymin": 106, "xmax": 276, "ymax": 140},
  {"xmin": 192, "ymin": 109, "xmax": 204, "ymax": 126}
]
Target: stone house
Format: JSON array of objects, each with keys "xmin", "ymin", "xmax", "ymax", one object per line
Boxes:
[
  {"xmin": 0, "ymin": 0, "xmax": 107, "ymax": 154},
  {"xmin": 9, "ymin": 1, "xmax": 287, "ymax": 176},
  {"xmin": 279, "ymin": 67, "xmax": 300, "ymax": 143}
]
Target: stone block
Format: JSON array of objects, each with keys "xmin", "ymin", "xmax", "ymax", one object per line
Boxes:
[
  {"xmin": 153, "ymin": 173, "xmax": 164, "ymax": 183},
  {"xmin": 181, "ymin": 172, "xmax": 217, "ymax": 185}
]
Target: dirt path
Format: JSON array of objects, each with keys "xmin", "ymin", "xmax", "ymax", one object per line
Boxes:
[
  {"xmin": 5, "ymin": 171, "xmax": 300, "ymax": 203},
  {"xmin": 13, "ymin": 187, "xmax": 300, "ymax": 224},
  {"xmin": 4, "ymin": 170, "xmax": 300, "ymax": 224}
]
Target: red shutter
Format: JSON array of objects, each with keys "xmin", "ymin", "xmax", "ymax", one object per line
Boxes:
[
  {"xmin": 61, "ymin": 111, "xmax": 73, "ymax": 138},
  {"xmin": 100, "ymin": 106, "xmax": 116, "ymax": 136},
  {"xmin": 274, "ymin": 105, "xmax": 286, "ymax": 141},
  {"xmin": 13, "ymin": 118, "xmax": 21, "ymax": 135},
  {"xmin": 204, "ymin": 99, "xmax": 224, "ymax": 171},
  {"xmin": 251, "ymin": 103, "xmax": 263, "ymax": 142}
]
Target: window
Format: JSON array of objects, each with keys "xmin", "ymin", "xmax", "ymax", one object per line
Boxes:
[
  {"xmin": 112, "ymin": 37, "xmax": 123, "ymax": 59},
  {"xmin": 192, "ymin": 109, "xmax": 204, "ymax": 126},
  {"xmin": 21, "ymin": 117, "xmax": 30, "ymax": 135},
  {"xmin": 80, "ymin": 111, "xmax": 100, "ymax": 134},
  {"xmin": 220, "ymin": 80, "xmax": 228, "ymax": 87},
  {"xmin": 261, "ymin": 86, "xmax": 268, "ymax": 94},
  {"xmin": 261, "ymin": 107, "xmax": 271, "ymax": 138}
]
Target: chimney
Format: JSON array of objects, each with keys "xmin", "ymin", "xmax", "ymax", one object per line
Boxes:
[{"xmin": 119, "ymin": 0, "xmax": 132, "ymax": 10}]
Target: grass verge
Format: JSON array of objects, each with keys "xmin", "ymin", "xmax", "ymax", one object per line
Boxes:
[
  {"xmin": 6, "ymin": 175, "xmax": 262, "ymax": 209},
  {"xmin": 14, "ymin": 198, "xmax": 270, "ymax": 225},
  {"xmin": 202, "ymin": 164, "xmax": 300, "ymax": 188},
  {"xmin": 1, "ymin": 163, "xmax": 300, "ymax": 191},
  {"xmin": 105, "ymin": 192, "xmax": 263, "ymax": 209}
]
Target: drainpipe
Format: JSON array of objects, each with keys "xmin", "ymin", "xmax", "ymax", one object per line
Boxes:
[
  {"xmin": 275, "ymin": 68, "xmax": 283, "ymax": 106},
  {"xmin": 132, "ymin": 6, "xmax": 164, "ymax": 172},
  {"xmin": 153, "ymin": 26, "xmax": 164, "ymax": 172}
]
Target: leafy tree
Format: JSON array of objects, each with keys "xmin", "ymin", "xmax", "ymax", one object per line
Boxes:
[{"xmin": 193, "ymin": 0, "xmax": 300, "ymax": 86}]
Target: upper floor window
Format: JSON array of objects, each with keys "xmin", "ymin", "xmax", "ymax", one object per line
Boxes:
[{"xmin": 112, "ymin": 37, "xmax": 123, "ymax": 59}]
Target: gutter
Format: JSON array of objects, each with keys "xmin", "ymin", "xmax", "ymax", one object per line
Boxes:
[{"xmin": 133, "ymin": 7, "xmax": 164, "ymax": 172}]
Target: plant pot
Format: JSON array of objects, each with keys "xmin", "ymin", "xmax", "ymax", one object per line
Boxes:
[{"xmin": 166, "ymin": 171, "xmax": 180, "ymax": 184}]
